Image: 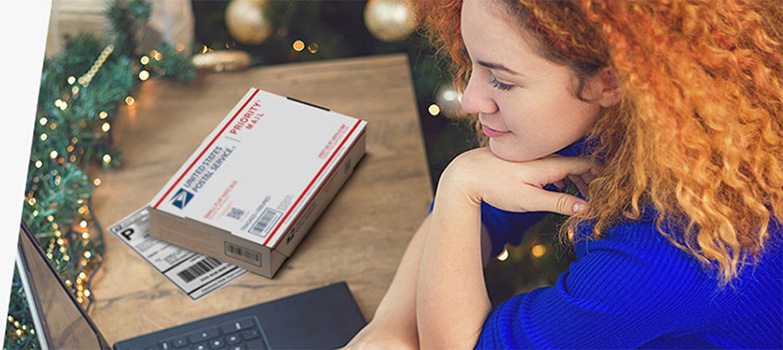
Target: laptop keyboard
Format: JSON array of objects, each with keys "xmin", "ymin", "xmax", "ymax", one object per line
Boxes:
[{"xmin": 155, "ymin": 317, "xmax": 267, "ymax": 350}]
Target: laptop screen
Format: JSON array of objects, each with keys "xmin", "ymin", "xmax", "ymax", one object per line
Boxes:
[{"xmin": 16, "ymin": 222, "xmax": 110, "ymax": 350}]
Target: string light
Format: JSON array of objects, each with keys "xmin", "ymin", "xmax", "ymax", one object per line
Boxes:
[
  {"xmin": 140, "ymin": 56, "xmax": 150, "ymax": 65},
  {"xmin": 40, "ymin": 133, "xmax": 48, "ymax": 141},
  {"xmin": 497, "ymin": 249, "xmax": 509, "ymax": 261},
  {"xmin": 139, "ymin": 70, "xmax": 150, "ymax": 81},
  {"xmin": 102, "ymin": 122, "xmax": 111, "ymax": 132},
  {"xmin": 308, "ymin": 43, "xmax": 319, "ymax": 54},
  {"xmin": 125, "ymin": 96, "xmax": 135, "ymax": 106},
  {"xmin": 292, "ymin": 40, "xmax": 305, "ymax": 52},
  {"xmin": 428, "ymin": 104, "xmax": 441, "ymax": 116},
  {"xmin": 99, "ymin": 111, "xmax": 108, "ymax": 119},
  {"xmin": 50, "ymin": 150, "xmax": 58, "ymax": 159},
  {"xmin": 93, "ymin": 178, "xmax": 101, "ymax": 186},
  {"xmin": 176, "ymin": 43, "xmax": 185, "ymax": 51},
  {"xmin": 531, "ymin": 244, "xmax": 547, "ymax": 258},
  {"xmin": 102, "ymin": 154, "xmax": 112, "ymax": 164},
  {"xmin": 35, "ymin": 160, "xmax": 42, "ymax": 168},
  {"xmin": 39, "ymin": 117, "xmax": 48, "ymax": 125},
  {"xmin": 151, "ymin": 49, "xmax": 162, "ymax": 61},
  {"xmin": 67, "ymin": 76, "xmax": 76, "ymax": 85}
]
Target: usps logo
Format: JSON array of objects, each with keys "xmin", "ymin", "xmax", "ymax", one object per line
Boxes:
[{"xmin": 171, "ymin": 188, "xmax": 194, "ymax": 209}]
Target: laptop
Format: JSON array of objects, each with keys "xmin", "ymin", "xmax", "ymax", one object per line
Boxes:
[{"xmin": 14, "ymin": 220, "xmax": 366, "ymax": 350}]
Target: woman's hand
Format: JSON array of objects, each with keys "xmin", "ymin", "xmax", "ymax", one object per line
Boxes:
[
  {"xmin": 438, "ymin": 147, "xmax": 598, "ymax": 215},
  {"xmin": 416, "ymin": 148, "xmax": 600, "ymax": 348}
]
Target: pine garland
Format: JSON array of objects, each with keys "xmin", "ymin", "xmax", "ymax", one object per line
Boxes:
[{"xmin": 4, "ymin": 0, "xmax": 194, "ymax": 348}]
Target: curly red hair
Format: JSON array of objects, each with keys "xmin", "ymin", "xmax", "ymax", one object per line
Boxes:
[{"xmin": 417, "ymin": 0, "xmax": 783, "ymax": 284}]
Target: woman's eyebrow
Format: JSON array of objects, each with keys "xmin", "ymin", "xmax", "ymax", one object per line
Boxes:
[{"xmin": 477, "ymin": 60, "xmax": 524, "ymax": 76}]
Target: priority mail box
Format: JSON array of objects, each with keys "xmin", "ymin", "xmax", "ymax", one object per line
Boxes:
[{"xmin": 149, "ymin": 88, "xmax": 367, "ymax": 278}]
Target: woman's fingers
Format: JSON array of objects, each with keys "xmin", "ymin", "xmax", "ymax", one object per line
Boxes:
[
  {"xmin": 568, "ymin": 174, "xmax": 590, "ymax": 199},
  {"xmin": 531, "ymin": 155, "xmax": 596, "ymax": 186},
  {"xmin": 524, "ymin": 188, "xmax": 588, "ymax": 215}
]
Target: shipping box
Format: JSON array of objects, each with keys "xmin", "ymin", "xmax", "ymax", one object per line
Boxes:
[{"xmin": 149, "ymin": 88, "xmax": 367, "ymax": 278}]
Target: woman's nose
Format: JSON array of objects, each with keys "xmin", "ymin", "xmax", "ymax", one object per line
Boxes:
[{"xmin": 460, "ymin": 72, "xmax": 499, "ymax": 115}]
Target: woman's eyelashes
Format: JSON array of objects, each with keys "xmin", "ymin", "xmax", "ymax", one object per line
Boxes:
[{"xmin": 489, "ymin": 76, "xmax": 515, "ymax": 91}]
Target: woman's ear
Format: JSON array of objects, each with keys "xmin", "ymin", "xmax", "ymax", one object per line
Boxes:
[{"xmin": 587, "ymin": 66, "xmax": 622, "ymax": 107}]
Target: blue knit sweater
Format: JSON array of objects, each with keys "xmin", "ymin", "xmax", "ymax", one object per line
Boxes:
[{"xmin": 476, "ymin": 203, "xmax": 783, "ymax": 349}]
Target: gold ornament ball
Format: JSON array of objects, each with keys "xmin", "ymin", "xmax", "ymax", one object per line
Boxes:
[
  {"xmin": 364, "ymin": 0, "xmax": 418, "ymax": 42},
  {"xmin": 225, "ymin": 0, "xmax": 273, "ymax": 45},
  {"xmin": 192, "ymin": 51, "xmax": 252, "ymax": 72}
]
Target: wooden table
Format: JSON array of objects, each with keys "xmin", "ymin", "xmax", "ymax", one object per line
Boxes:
[{"xmin": 90, "ymin": 54, "xmax": 432, "ymax": 344}]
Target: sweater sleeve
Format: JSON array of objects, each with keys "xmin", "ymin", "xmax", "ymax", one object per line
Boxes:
[{"xmin": 475, "ymin": 220, "xmax": 724, "ymax": 349}]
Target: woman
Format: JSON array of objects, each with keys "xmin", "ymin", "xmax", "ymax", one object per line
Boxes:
[{"xmin": 345, "ymin": 0, "xmax": 782, "ymax": 348}]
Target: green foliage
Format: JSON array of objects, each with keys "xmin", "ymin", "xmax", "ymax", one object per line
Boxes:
[
  {"xmin": 105, "ymin": 0, "xmax": 151, "ymax": 56},
  {"xmin": 5, "ymin": 269, "xmax": 40, "ymax": 350},
  {"xmin": 146, "ymin": 43, "xmax": 198, "ymax": 82},
  {"xmin": 5, "ymin": 0, "xmax": 194, "ymax": 348}
]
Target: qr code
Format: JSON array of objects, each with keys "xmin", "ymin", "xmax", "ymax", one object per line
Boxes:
[{"xmin": 227, "ymin": 207, "xmax": 245, "ymax": 220}]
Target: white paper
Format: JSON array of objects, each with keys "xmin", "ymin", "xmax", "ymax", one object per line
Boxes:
[{"xmin": 108, "ymin": 207, "xmax": 247, "ymax": 300}]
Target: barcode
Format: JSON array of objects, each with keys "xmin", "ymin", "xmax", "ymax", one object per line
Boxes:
[
  {"xmin": 225, "ymin": 243, "xmax": 262, "ymax": 267},
  {"xmin": 250, "ymin": 208, "xmax": 281, "ymax": 236},
  {"xmin": 177, "ymin": 257, "xmax": 221, "ymax": 283},
  {"xmin": 228, "ymin": 207, "xmax": 245, "ymax": 220}
]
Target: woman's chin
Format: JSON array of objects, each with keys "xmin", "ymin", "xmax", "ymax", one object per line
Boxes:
[{"xmin": 488, "ymin": 140, "xmax": 541, "ymax": 163}]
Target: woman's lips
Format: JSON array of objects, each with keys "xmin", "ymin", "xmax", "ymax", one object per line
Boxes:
[{"xmin": 482, "ymin": 124, "xmax": 511, "ymax": 138}]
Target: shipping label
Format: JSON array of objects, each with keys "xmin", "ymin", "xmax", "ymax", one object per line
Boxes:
[{"xmin": 109, "ymin": 207, "xmax": 247, "ymax": 300}]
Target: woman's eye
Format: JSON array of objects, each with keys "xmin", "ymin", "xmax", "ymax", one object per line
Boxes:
[{"xmin": 489, "ymin": 76, "xmax": 514, "ymax": 91}]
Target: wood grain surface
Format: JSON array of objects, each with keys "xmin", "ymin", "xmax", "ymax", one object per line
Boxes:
[{"xmin": 89, "ymin": 54, "xmax": 432, "ymax": 343}]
